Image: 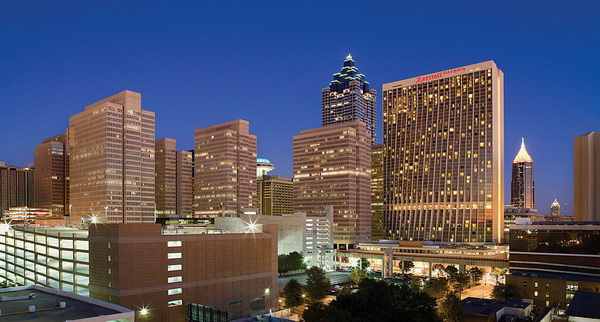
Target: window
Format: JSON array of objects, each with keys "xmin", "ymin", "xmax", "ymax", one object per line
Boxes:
[
  {"xmin": 523, "ymin": 282, "xmax": 527, "ymax": 287},
  {"xmin": 534, "ymin": 282, "xmax": 538, "ymax": 288},
  {"xmin": 168, "ymin": 300, "xmax": 182, "ymax": 307},
  {"xmin": 534, "ymin": 291, "xmax": 538, "ymax": 297},
  {"xmin": 167, "ymin": 241, "xmax": 182, "ymax": 247},
  {"xmin": 168, "ymin": 276, "xmax": 182, "ymax": 283},
  {"xmin": 168, "ymin": 288, "xmax": 182, "ymax": 295},
  {"xmin": 546, "ymin": 283, "xmax": 550, "ymax": 288},
  {"xmin": 546, "ymin": 292, "xmax": 550, "ymax": 298},
  {"xmin": 226, "ymin": 301, "xmax": 242, "ymax": 306},
  {"xmin": 167, "ymin": 264, "xmax": 182, "ymax": 271},
  {"xmin": 567, "ymin": 284, "xmax": 579, "ymax": 291},
  {"xmin": 168, "ymin": 253, "xmax": 182, "ymax": 259}
]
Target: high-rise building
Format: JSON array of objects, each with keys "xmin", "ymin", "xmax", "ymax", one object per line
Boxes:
[
  {"xmin": 0, "ymin": 162, "xmax": 34, "ymax": 218},
  {"xmin": 193, "ymin": 120, "xmax": 257, "ymax": 217},
  {"xmin": 155, "ymin": 138, "xmax": 177, "ymax": 218},
  {"xmin": 574, "ymin": 131, "xmax": 600, "ymax": 221},
  {"xmin": 550, "ymin": 199, "xmax": 561, "ymax": 217},
  {"xmin": 293, "ymin": 121, "xmax": 371, "ymax": 249},
  {"xmin": 34, "ymin": 133, "xmax": 70, "ymax": 216},
  {"xmin": 322, "ymin": 55, "xmax": 377, "ymax": 144},
  {"xmin": 176, "ymin": 150, "xmax": 194, "ymax": 217},
  {"xmin": 257, "ymin": 175, "xmax": 293, "ymax": 216},
  {"xmin": 371, "ymin": 144, "xmax": 384, "ymax": 241},
  {"xmin": 382, "ymin": 61, "xmax": 504, "ymax": 244},
  {"xmin": 69, "ymin": 90, "xmax": 156, "ymax": 224},
  {"xmin": 256, "ymin": 158, "xmax": 274, "ymax": 179},
  {"xmin": 511, "ymin": 138, "xmax": 534, "ymax": 209}
]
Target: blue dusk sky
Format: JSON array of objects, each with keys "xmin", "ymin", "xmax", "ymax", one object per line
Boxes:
[{"xmin": 1, "ymin": 1, "xmax": 598, "ymax": 215}]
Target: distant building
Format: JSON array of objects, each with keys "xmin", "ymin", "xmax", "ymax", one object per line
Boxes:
[
  {"xmin": 175, "ymin": 150, "xmax": 194, "ymax": 218},
  {"xmin": 33, "ymin": 132, "xmax": 69, "ymax": 216},
  {"xmin": 511, "ymin": 138, "xmax": 535, "ymax": 209},
  {"xmin": 2, "ymin": 206, "xmax": 65, "ymax": 226},
  {"xmin": 293, "ymin": 121, "xmax": 371, "ymax": 249},
  {"xmin": 507, "ymin": 221, "xmax": 600, "ymax": 308},
  {"xmin": 550, "ymin": 198, "xmax": 561, "ymax": 217},
  {"xmin": 462, "ymin": 297, "xmax": 532, "ymax": 322},
  {"xmin": 257, "ymin": 175, "xmax": 293, "ymax": 216},
  {"xmin": 0, "ymin": 162, "xmax": 34, "ymax": 218},
  {"xmin": 574, "ymin": 131, "xmax": 600, "ymax": 221},
  {"xmin": 156, "ymin": 138, "xmax": 177, "ymax": 219},
  {"xmin": 69, "ymin": 90, "xmax": 156, "ymax": 224},
  {"xmin": 371, "ymin": 144, "xmax": 384, "ymax": 242},
  {"xmin": 0, "ymin": 285, "xmax": 133, "ymax": 322},
  {"xmin": 503, "ymin": 205, "xmax": 544, "ymax": 242},
  {"xmin": 193, "ymin": 120, "xmax": 257, "ymax": 217},
  {"xmin": 383, "ymin": 61, "xmax": 505, "ymax": 244},
  {"xmin": 256, "ymin": 157, "xmax": 274, "ymax": 179},
  {"xmin": 322, "ymin": 55, "xmax": 377, "ymax": 144},
  {"xmin": 565, "ymin": 291, "xmax": 600, "ymax": 321}
]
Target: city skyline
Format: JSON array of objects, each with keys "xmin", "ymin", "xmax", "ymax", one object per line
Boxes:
[{"xmin": 1, "ymin": 2, "xmax": 599, "ymax": 215}]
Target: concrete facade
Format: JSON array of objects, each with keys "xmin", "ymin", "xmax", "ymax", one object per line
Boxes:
[
  {"xmin": 574, "ymin": 131, "xmax": 600, "ymax": 221},
  {"xmin": 257, "ymin": 175, "xmax": 293, "ymax": 216}
]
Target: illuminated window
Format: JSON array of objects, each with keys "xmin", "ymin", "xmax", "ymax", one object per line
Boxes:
[
  {"xmin": 168, "ymin": 288, "xmax": 182, "ymax": 295},
  {"xmin": 168, "ymin": 253, "xmax": 182, "ymax": 259},
  {"xmin": 167, "ymin": 241, "xmax": 181, "ymax": 247},
  {"xmin": 167, "ymin": 264, "xmax": 182, "ymax": 271},
  {"xmin": 168, "ymin": 300, "xmax": 182, "ymax": 307},
  {"xmin": 167, "ymin": 276, "xmax": 182, "ymax": 283}
]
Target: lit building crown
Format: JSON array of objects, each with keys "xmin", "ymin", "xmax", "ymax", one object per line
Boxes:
[
  {"xmin": 552, "ymin": 199, "xmax": 560, "ymax": 206},
  {"xmin": 329, "ymin": 54, "xmax": 370, "ymax": 93},
  {"xmin": 513, "ymin": 138, "xmax": 533, "ymax": 163}
]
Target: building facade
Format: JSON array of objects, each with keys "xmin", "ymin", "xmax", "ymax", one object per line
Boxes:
[
  {"xmin": 0, "ymin": 162, "xmax": 34, "ymax": 218},
  {"xmin": 176, "ymin": 150, "xmax": 194, "ymax": 218},
  {"xmin": 156, "ymin": 138, "xmax": 177, "ymax": 219},
  {"xmin": 193, "ymin": 120, "xmax": 257, "ymax": 217},
  {"xmin": 507, "ymin": 222, "xmax": 600, "ymax": 308},
  {"xmin": 322, "ymin": 55, "xmax": 377, "ymax": 144},
  {"xmin": 293, "ymin": 121, "xmax": 371, "ymax": 249},
  {"xmin": 382, "ymin": 61, "xmax": 505, "ymax": 244},
  {"xmin": 550, "ymin": 199, "xmax": 561, "ymax": 217},
  {"xmin": 69, "ymin": 90, "xmax": 156, "ymax": 224},
  {"xmin": 371, "ymin": 144, "xmax": 384, "ymax": 241},
  {"xmin": 257, "ymin": 175, "xmax": 293, "ymax": 216},
  {"xmin": 574, "ymin": 131, "xmax": 600, "ymax": 221},
  {"xmin": 511, "ymin": 138, "xmax": 535, "ymax": 209},
  {"xmin": 33, "ymin": 133, "xmax": 70, "ymax": 216}
]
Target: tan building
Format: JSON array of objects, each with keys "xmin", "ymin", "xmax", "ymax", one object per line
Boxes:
[
  {"xmin": 193, "ymin": 120, "xmax": 257, "ymax": 217},
  {"xmin": 371, "ymin": 144, "xmax": 384, "ymax": 241},
  {"xmin": 176, "ymin": 150, "xmax": 194, "ymax": 218},
  {"xmin": 382, "ymin": 61, "xmax": 504, "ymax": 244},
  {"xmin": 0, "ymin": 162, "xmax": 34, "ymax": 218},
  {"xmin": 574, "ymin": 131, "xmax": 600, "ymax": 221},
  {"xmin": 258, "ymin": 175, "xmax": 293, "ymax": 216},
  {"xmin": 69, "ymin": 90, "xmax": 156, "ymax": 224},
  {"xmin": 34, "ymin": 132, "xmax": 70, "ymax": 216},
  {"xmin": 88, "ymin": 223, "xmax": 278, "ymax": 322},
  {"xmin": 156, "ymin": 138, "xmax": 177, "ymax": 218},
  {"xmin": 293, "ymin": 121, "xmax": 371, "ymax": 249}
]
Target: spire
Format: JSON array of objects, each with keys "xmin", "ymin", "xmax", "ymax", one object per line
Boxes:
[
  {"xmin": 346, "ymin": 53, "xmax": 353, "ymax": 61},
  {"xmin": 552, "ymin": 199, "xmax": 560, "ymax": 206},
  {"xmin": 513, "ymin": 138, "xmax": 533, "ymax": 163}
]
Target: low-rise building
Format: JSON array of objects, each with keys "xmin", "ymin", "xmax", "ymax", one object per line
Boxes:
[{"xmin": 462, "ymin": 297, "xmax": 532, "ymax": 322}]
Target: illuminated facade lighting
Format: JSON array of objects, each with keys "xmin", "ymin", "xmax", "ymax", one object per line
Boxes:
[
  {"xmin": 382, "ymin": 61, "xmax": 504, "ymax": 244},
  {"xmin": 511, "ymin": 138, "xmax": 535, "ymax": 209}
]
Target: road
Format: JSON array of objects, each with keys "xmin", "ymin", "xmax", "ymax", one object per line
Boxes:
[
  {"xmin": 460, "ymin": 282, "xmax": 494, "ymax": 300},
  {"xmin": 278, "ymin": 271, "xmax": 351, "ymax": 289}
]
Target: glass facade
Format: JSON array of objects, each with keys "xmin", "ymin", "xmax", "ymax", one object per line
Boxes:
[{"xmin": 510, "ymin": 227, "xmax": 600, "ymax": 255}]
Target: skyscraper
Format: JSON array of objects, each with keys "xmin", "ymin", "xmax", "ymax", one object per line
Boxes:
[
  {"xmin": 0, "ymin": 162, "xmax": 34, "ymax": 217},
  {"xmin": 550, "ymin": 199, "xmax": 561, "ymax": 217},
  {"xmin": 33, "ymin": 132, "xmax": 70, "ymax": 216},
  {"xmin": 371, "ymin": 144, "xmax": 384, "ymax": 241},
  {"xmin": 69, "ymin": 90, "xmax": 156, "ymax": 224},
  {"xmin": 574, "ymin": 131, "xmax": 600, "ymax": 221},
  {"xmin": 322, "ymin": 55, "xmax": 377, "ymax": 144},
  {"xmin": 511, "ymin": 138, "xmax": 534, "ymax": 209},
  {"xmin": 176, "ymin": 150, "xmax": 194, "ymax": 217},
  {"xmin": 256, "ymin": 158, "xmax": 275, "ymax": 179},
  {"xmin": 155, "ymin": 138, "xmax": 177, "ymax": 218},
  {"xmin": 258, "ymin": 175, "xmax": 293, "ymax": 216},
  {"xmin": 293, "ymin": 121, "xmax": 371, "ymax": 249},
  {"xmin": 383, "ymin": 61, "xmax": 504, "ymax": 244},
  {"xmin": 193, "ymin": 120, "xmax": 257, "ymax": 217}
]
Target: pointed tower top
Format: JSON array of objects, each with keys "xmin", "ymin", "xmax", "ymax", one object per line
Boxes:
[
  {"xmin": 513, "ymin": 138, "xmax": 533, "ymax": 163},
  {"xmin": 552, "ymin": 199, "xmax": 560, "ymax": 206},
  {"xmin": 346, "ymin": 53, "xmax": 353, "ymax": 60}
]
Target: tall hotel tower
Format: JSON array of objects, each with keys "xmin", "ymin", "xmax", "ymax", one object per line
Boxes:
[
  {"xmin": 382, "ymin": 61, "xmax": 504, "ymax": 244},
  {"xmin": 511, "ymin": 139, "xmax": 534, "ymax": 209},
  {"xmin": 574, "ymin": 131, "xmax": 600, "ymax": 221},
  {"xmin": 34, "ymin": 132, "xmax": 70, "ymax": 215},
  {"xmin": 69, "ymin": 91, "xmax": 156, "ymax": 224},
  {"xmin": 293, "ymin": 121, "xmax": 371, "ymax": 249},
  {"xmin": 322, "ymin": 55, "xmax": 377, "ymax": 144},
  {"xmin": 194, "ymin": 120, "xmax": 257, "ymax": 217}
]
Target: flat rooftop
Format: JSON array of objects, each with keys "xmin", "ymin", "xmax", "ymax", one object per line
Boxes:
[
  {"xmin": 566, "ymin": 291, "xmax": 600, "ymax": 318},
  {"xmin": 462, "ymin": 297, "xmax": 530, "ymax": 316},
  {"xmin": 0, "ymin": 286, "xmax": 130, "ymax": 321}
]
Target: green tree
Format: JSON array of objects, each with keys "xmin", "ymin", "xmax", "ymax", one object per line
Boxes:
[
  {"xmin": 360, "ymin": 258, "xmax": 370, "ymax": 269},
  {"xmin": 305, "ymin": 266, "xmax": 330, "ymax": 302},
  {"xmin": 350, "ymin": 268, "xmax": 368, "ymax": 284},
  {"xmin": 491, "ymin": 267, "xmax": 507, "ymax": 282},
  {"xmin": 468, "ymin": 267, "xmax": 484, "ymax": 286},
  {"xmin": 337, "ymin": 286, "xmax": 352, "ymax": 297},
  {"xmin": 432, "ymin": 264, "xmax": 446, "ymax": 277},
  {"xmin": 424, "ymin": 278, "xmax": 449, "ymax": 299},
  {"xmin": 491, "ymin": 283, "xmax": 515, "ymax": 301},
  {"xmin": 283, "ymin": 279, "xmax": 304, "ymax": 310},
  {"xmin": 450, "ymin": 273, "xmax": 471, "ymax": 295},
  {"xmin": 444, "ymin": 265, "xmax": 458, "ymax": 279},
  {"xmin": 303, "ymin": 302, "xmax": 352, "ymax": 322},
  {"xmin": 278, "ymin": 252, "xmax": 307, "ymax": 273},
  {"xmin": 438, "ymin": 292, "xmax": 464, "ymax": 322},
  {"xmin": 400, "ymin": 260, "xmax": 414, "ymax": 276}
]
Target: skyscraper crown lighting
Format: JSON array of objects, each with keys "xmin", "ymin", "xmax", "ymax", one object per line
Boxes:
[{"xmin": 513, "ymin": 138, "xmax": 533, "ymax": 163}]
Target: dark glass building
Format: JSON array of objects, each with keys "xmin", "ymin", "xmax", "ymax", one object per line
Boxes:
[
  {"xmin": 511, "ymin": 138, "xmax": 535, "ymax": 209},
  {"xmin": 322, "ymin": 55, "xmax": 377, "ymax": 144}
]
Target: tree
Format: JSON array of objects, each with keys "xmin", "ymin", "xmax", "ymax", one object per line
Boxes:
[
  {"xmin": 283, "ymin": 279, "xmax": 304, "ymax": 310},
  {"xmin": 432, "ymin": 264, "xmax": 446, "ymax": 277},
  {"xmin": 305, "ymin": 266, "xmax": 330, "ymax": 302},
  {"xmin": 360, "ymin": 258, "xmax": 370, "ymax": 269},
  {"xmin": 444, "ymin": 265, "xmax": 458, "ymax": 279},
  {"xmin": 450, "ymin": 273, "xmax": 470, "ymax": 295},
  {"xmin": 468, "ymin": 267, "xmax": 484, "ymax": 286},
  {"xmin": 303, "ymin": 279, "xmax": 440, "ymax": 322},
  {"xmin": 491, "ymin": 283, "xmax": 515, "ymax": 301},
  {"xmin": 350, "ymin": 268, "xmax": 368, "ymax": 284},
  {"xmin": 278, "ymin": 251, "xmax": 307, "ymax": 274},
  {"xmin": 491, "ymin": 267, "xmax": 507, "ymax": 282},
  {"xmin": 424, "ymin": 278, "xmax": 449, "ymax": 299},
  {"xmin": 400, "ymin": 260, "xmax": 415, "ymax": 276},
  {"xmin": 438, "ymin": 292, "xmax": 464, "ymax": 322}
]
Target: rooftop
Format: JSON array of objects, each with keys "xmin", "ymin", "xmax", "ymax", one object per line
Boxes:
[
  {"xmin": 462, "ymin": 297, "xmax": 531, "ymax": 316},
  {"xmin": 0, "ymin": 285, "xmax": 132, "ymax": 322},
  {"xmin": 566, "ymin": 291, "xmax": 600, "ymax": 318}
]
